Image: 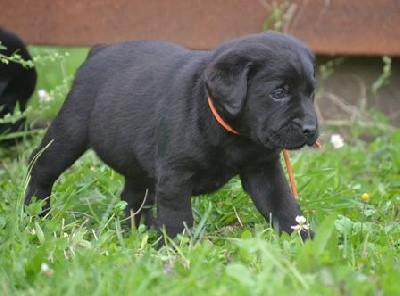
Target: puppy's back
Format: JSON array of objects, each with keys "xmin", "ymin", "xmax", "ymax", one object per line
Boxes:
[{"xmin": 66, "ymin": 40, "xmax": 190, "ymax": 106}]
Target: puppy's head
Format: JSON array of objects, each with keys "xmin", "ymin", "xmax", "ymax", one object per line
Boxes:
[{"xmin": 205, "ymin": 32, "xmax": 318, "ymax": 149}]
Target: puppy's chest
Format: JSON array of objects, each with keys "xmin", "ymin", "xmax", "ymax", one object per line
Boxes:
[
  {"xmin": 191, "ymin": 145, "xmax": 270, "ymax": 195},
  {"xmin": 192, "ymin": 165, "xmax": 237, "ymax": 196}
]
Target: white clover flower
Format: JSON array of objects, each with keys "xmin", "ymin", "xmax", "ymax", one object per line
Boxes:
[
  {"xmin": 291, "ymin": 215, "xmax": 309, "ymax": 232},
  {"xmin": 37, "ymin": 89, "xmax": 53, "ymax": 103},
  {"xmin": 40, "ymin": 262, "xmax": 50, "ymax": 272},
  {"xmin": 330, "ymin": 133, "xmax": 345, "ymax": 149},
  {"xmin": 296, "ymin": 215, "xmax": 307, "ymax": 224},
  {"xmin": 40, "ymin": 262, "xmax": 54, "ymax": 276}
]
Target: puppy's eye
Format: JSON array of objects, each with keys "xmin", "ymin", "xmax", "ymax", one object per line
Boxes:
[{"xmin": 270, "ymin": 88, "xmax": 286, "ymax": 100}]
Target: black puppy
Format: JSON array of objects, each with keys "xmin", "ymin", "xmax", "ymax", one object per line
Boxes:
[
  {"xmin": 0, "ymin": 28, "xmax": 37, "ymax": 141},
  {"xmin": 26, "ymin": 32, "xmax": 318, "ymax": 242}
]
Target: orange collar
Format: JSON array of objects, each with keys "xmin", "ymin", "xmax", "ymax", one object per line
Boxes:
[{"xmin": 207, "ymin": 96, "xmax": 239, "ymax": 135}]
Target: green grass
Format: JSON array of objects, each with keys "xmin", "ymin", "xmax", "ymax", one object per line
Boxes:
[{"xmin": 0, "ymin": 48, "xmax": 399, "ymax": 295}]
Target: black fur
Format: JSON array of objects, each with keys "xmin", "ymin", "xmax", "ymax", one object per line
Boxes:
[
  {"xmin": 0, "ymin": 28, "xmax": 37, "ymax": 143},
  {"xmin": 25, "ymin": 32, "xmax": 318, "ymax": 243}
]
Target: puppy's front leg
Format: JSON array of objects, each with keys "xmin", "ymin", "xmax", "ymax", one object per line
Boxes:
[
  {"xmin": 240, "ymin": 157, "xmax": 314, "ymax": 240},
  {"xmin": 156, "ymin": 171, "xmax": 193, "ymax": 245}
]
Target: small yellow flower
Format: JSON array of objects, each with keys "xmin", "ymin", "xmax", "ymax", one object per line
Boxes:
[{"xmin": 361, "ymin": 192, "xmax": 370, "ymax": 203}]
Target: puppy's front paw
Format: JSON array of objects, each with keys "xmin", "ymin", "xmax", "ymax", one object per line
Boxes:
[{"xmin": 299, "ymin": 229, "xmax": 315, "ymax": 241}]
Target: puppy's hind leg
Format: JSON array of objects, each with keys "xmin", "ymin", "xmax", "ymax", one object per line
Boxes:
[
  {"xmin": 121, "ymin": 179, "xmax": 156, "ymax": 229},
  {"xmin": 25, "ymin": 115, "xmax": 88, "ymax": 216},
  {"xmin": 156, "ymin": 170, "xmax": 194, "ymax": 247}
]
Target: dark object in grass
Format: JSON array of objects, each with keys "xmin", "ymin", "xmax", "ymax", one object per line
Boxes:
[
  {"xmin": 26, "ymin": 32, "xmax": 318, "ymax": 244},
  {"xmin": 0, "ymin": 27, "xmax": 37, "ymax": 145}
]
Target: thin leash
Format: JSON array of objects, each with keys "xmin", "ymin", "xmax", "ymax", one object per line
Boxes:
[
  {"xmin": 207, "ymin": 96, "xmax": 321, "ymax": 199},
  {"xmin": 282, "ymin": 141, "xmax": 321, "ymax": 199}
]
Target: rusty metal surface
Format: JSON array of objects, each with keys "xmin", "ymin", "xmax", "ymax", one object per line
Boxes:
[
  {"xmin": 1, "ymin": 0, "xmax": 399, "ymax": 56},
  {"xmin": 287, "ymin": 0, "xmax": 400, "ymax": 56}
]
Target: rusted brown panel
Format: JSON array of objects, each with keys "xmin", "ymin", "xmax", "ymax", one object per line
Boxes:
[
  {"xmin": 1, "ymin": 0, "xmax": 399, "ymax": 56},
  {"xmin": 287, "ymin": 0, "xmax": 400, "ymax": 56},
  {"xmin": 0, "ymin": 0, "xmax": 269, "ymax": 48}
]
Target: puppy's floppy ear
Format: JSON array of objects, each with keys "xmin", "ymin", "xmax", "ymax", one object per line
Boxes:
[{"xmin": 205, "ymin": 50, "xmax": 251, "ymax": 116}]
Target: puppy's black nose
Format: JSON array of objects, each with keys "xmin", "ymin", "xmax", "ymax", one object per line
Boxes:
[{"xmin": 301, "ymin": 124, "xmax": 317, "ymax": 139}]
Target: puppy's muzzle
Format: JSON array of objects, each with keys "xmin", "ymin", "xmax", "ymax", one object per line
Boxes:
[{"xmin": 301, "ymin": 123, "xmax": 318, "ymax": 146}]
